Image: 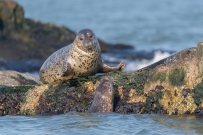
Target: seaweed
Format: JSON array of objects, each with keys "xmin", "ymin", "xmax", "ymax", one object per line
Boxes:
[
  {"xmin": 151, "ymin": 72, "xmax": 167, "ymax": 83},
  {"xmin": 169, "ymin": 68, "xmax": 185, "ymax": 86},
  {"xmin": 0, "ymin": 85, "xmax": 34, "ymax": 94},
  {"xmin": 145, "ymin": 91, "xmax": 164, "ymax": 113},
  {"xmin": 193, "ymin": 79, "xmax": 203, "ymax": 106}
]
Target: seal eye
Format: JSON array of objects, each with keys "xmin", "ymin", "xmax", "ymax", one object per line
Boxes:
[{"xmin": 80, "ymin": 37, "xmax": 84, "ymax": 41}]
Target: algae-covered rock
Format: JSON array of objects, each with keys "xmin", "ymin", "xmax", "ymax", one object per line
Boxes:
[
  {"xmin": 2, "ymin": 43, "xmax": 203, "ymax": 116},
  {"xmin": 0, "ymin": 85, "xmax": 34, "ymax": 115},
  {"xmin": 0, "ymin": 0, "xmax": 203, "ymax": 115},
  {"xmin": 20, "ymin": 42, "xmax": 203, "ymax": 115}
]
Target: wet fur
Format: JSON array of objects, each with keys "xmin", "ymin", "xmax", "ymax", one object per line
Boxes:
[{"xmin": 87, "ymin": 76, "xmax": 115, "ymax": 113}]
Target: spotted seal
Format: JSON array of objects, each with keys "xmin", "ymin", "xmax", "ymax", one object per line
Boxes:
[
  {"xmin": 39, "ymin": 29, "xmax": 126, "ymax": 84},
  {"xmin": 87, "ymin": 76, "xmax": 114, "ymax": 113}
]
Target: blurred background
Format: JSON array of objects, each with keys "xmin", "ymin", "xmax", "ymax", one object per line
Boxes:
[{"xmin": 1, "ymin": 0, "xmax": 203, "ymax": 74}]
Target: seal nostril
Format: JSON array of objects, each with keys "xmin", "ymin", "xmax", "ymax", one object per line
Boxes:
[
  {"xmin": 80, "ymin": 37, "xmax": 84, "ymax": 41},
  {"xmin": 89, "ymin": 35, "xmax": 93, "ymax": 38}
]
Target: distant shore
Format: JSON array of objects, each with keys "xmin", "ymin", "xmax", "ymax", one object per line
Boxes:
[{"xmin": 0, "ymin": 0, "xmax": 134, "ymax": 72}]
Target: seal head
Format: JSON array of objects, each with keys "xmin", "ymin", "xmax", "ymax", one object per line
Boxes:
[
  {"xmin": 87, "ymin": 76, "xmax": 115, "ymax": 113},
  {"xmin": 75, "ymin": 29, "xmax": 99, "ymax": 52}
]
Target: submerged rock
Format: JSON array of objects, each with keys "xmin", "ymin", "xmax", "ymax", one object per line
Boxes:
[{"xmin": 1, "ymin": 42, "xmax": 203, "ymax": 116}]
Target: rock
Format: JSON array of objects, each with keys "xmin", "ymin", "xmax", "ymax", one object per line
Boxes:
[
  {"xmin": 0, "ymin": 58, "xmax": 40, "ymax": 72},
  {"xmin": 1, "ymin": 42, "xmax": 203, "ymax": 116},
  {"xmin": 97, "ymin": 40, "xmax": 134, "ymax": 53},
  {"xmin": 0, "ymin": 0, "xmax": 134, "ymax": 72},
  {"xmin": 112, "ymin": 43, "xmax": 134, "ymax": 50},
  {"xmin": 0, "ymin": 70, "xmax": 42, "ymax": 86},
  {"xmin": 0, "ymin": 0, "xmax": 24, "ymax": 32}
]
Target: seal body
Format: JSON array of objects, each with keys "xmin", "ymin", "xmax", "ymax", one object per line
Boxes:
[
  {"xmin": 87, "ymin": 76, "xmax": 114, "ymax": 113},
  {"xmin": 39, "ymin": 29, "xmax": 125, "ymax": 84}
]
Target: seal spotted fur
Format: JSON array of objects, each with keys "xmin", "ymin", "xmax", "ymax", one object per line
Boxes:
[
  {"xmin": 39, "ymin": 29, "xmax": 125, "ymax": 84},
  {"xmin": 87, "ymin": 76, "xmax": 114, "ymax": 113}
]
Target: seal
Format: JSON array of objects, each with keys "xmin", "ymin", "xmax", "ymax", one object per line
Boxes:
[
  {"xmin": 87, "ymin": 76, "xmax": 114, "ymax": 113},
  {"xmin": 39, "ymin": 29, "xmax": 126, "ymax": 84}
]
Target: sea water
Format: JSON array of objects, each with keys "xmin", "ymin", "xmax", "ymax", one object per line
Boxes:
[
  {"xmin": 4, "ymin": 0, "xmax": 203, "ymax": 134},
  {"xmin": 0, "ymin": 112, "xmax": 203, "ymax": 135}
]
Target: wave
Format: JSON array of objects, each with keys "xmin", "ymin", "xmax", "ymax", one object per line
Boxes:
[{"xmin": 124, "ymin": 51, "xmax": 171, "ymax": 72}]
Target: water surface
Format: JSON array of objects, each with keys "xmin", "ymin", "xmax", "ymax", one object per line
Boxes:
[{"xmin": 1, "ymin": 112, "xmax": 203, "ymax": 135}]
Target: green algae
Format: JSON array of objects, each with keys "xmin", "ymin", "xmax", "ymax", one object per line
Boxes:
[
  {"xmin": 81, "ymin": 101, "xmax": 89, "ymax": 110},
  {"xmin": 132, "ymin": 71, "xmax": 150, "ymax": 93},
  {"xmin": 19, "ymin": 110, "xmax": 25, "ymax": 115},
  {"xmin": 63, "ymin": 71, "xmax": 151, "ymax": 95},
  {"xmin": 28, "ymin": 109, "xmax": 35, "ymax": 116},
  {"xmin": 112, "ymin": 71, "xmax": 150, "ymax": 93},
  {"xmin": 169, "ymin": 68, "xmax": 185, "ymax": 86},
  {"xmin": 20, "ymin": 109, "xmax": 35, "ymax": 116},
  {"xmin": 174, "ymin": 89, "xmax": 178, "ymax": 97},
  {"xmin": 193, "ymin": 79, "xmax": 203, "ymax": 106},
  {"xmin": 39, "ymin": 82, "xmax": 91, "ymax": 114},
  {"xmin": 0, "ymin": 85, "xmax": 34, "ymax": 94},
  {"xmin": 151, "ymin": 72, "xmax": 167, "ymax": 83},
  {"xmin": 145, "ymin": 91, "xmax": 164, "ymax": 113}
]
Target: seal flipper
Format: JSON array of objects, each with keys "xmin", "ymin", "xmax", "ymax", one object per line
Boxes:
[
  {"xmin": 97, "ymin": 60, "xmax": 126, "ymax": 73},
  {"xmin": 62, "ymin": 61, "xmax": 72, "ymax": 76}
]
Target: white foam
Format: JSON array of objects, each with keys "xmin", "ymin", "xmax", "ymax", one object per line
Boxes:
[
  {"xmin": 26, "ymin": 71, "xmax": 39, "ymax": 77},
  {"xmin": 124, "ymin": 51, "xmax": 171, "ymax": 72},
  {"xmin": 102, "ymin": 54, "xmax": 118, "ymax": 62}
]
